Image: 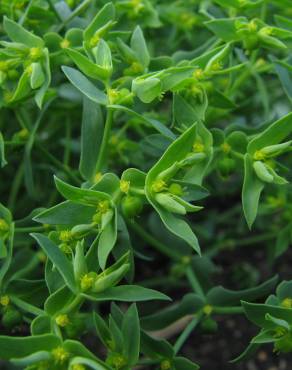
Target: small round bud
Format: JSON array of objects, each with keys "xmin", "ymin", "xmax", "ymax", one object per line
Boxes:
[{"xmin": 168, "ymin": 183, "xmax": 183, "ymax": 196}]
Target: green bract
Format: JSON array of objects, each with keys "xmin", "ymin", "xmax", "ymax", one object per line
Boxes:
[{"xmin": 0, "ymin": 1, "xmax": 292, "ymax": 369}]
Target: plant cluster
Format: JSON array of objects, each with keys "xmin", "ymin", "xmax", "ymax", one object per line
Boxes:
[{"xmin": 0, "ymin": 0, "xmax": 292, "ymax": 369}]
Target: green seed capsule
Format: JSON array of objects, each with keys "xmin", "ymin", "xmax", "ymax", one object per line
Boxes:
[
  {"xmin": 2, "ymin": 308, "xmax": 22, "ymax": 328},
  {"xmin": 253, "ymin": 161, "xmax": 274, "ymax": 183},
  {"xmin": 121, "ymin": 195, "xmax": 143, "ymax": 218},
  {"xmin": 218, "ymin": 157, "xmax": 236, "ymax": 177}
]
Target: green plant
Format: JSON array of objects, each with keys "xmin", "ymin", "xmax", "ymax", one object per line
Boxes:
[{"xmin": 0, "ymin": 0, "xmax": 292, "ymax": 369}]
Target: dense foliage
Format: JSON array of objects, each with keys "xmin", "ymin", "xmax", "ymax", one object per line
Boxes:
[{"xmin": 0, "ymin": 0, "xmax": 292, "ymax": 369}]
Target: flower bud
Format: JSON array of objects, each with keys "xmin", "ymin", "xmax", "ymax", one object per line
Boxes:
[
  {"xmin": 179, "ymin": 152, "xmax": 206, "ymax": 167},
  {"xmin": 261, "ymin": 141, "xmax": 292, "ymax": 157},
  {"xmin": 92, "ymin": 263, "xmax": 130, "ymax": 293}
]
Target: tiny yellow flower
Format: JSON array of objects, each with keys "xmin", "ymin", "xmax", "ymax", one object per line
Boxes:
[
  {"xmin": 0, "ymin": 61, "xmax": 9, "ymax": 72},
  {"xmin": 181, "ymin": 255, "xmax": 191, "ymax": 265},
  {"xmin": 221, "ymin": 142, "xmax": 231, "ymax": 154},
  {"xmin": 151, "ymin": 179, "xmax": 167, "ymax": 193},
  {"xmin": 0, "ymin": 218, "xmax": 9, "ymax": 232},
  {"xmin": 274, "ymin": 326, "xmax": 287, "ymax": 338},
  {"xmin": 108, "ymin": 89, "xmax": 119, "ymax": 104},
  {"xmin": 59, "ymin": 229, "xmax": 73, "ymax": 243},
  {"xmin": 248, "ymin": 20, "xmax": 258, "ymax": 32},
  {"xmin": 130, "ymin": 61, "xmax": 144, "ymax": 73},
  {"xmin": 52, "ymin": 347, "xmax": 69, "ymax": 364},
  {"xmin": 211, "ymin": 61, "xmax": 223, "ymax": 71},
  {"xmin": 193, "ymin": 141, "xmax": 205, "ymax": 153},
  {"xmin": 89, "ymin": 33, "xmax": 100, "ymax": 48},
  {"xmin": 0, "ymin": 295, "xmax": 10, "ymax": 306},
  {"xmin": 55, "ymin": 314, "xmax": 70, "ymax": 327},
  {"xmin": 281, "ymin": 298, "xmax": 292, "ymax": 309},
  {"xmin": 120, "ymin": 180, "xmax": 130, "ymax": 194},
  {"xmin": 94, "ymin": 172, "xmax": 103, "ymax": 183},
  {"xmin": 203, "ymin": 304, "xmax": 213, "ymax": 315},
  {"xmin": 193, "ymin": 68, "xmax": 204, "ymax": 80},
  {"xmin": 253, "ymin": 150, "xmax": 266, "ymax": 161},
  {"xmin": 80, "ymin": 274, "xmax": 95, "ymax": 291},
  {"xmin": 29, "ymin": 47, "xmax": 43, "ymax": 60},
  {"xmin": 72, "ymin": 365, "xmax": 86, "ymax": 370},
  {"xmin": 160, "ymin": 359, "xmax": 172, "ymax": 370},
  {"xmin": 18, "ymin": 128, "xmax": 29, "ymax": 140},
  {"xmin": 98, "ymin": 200, "xmax": 110, "ymax": 214},
  {"xmin": 60, "ymin": 39, "xmax": 70, "ymax": 49}
]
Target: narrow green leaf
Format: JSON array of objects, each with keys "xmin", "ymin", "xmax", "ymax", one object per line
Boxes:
[
  {"xmin": 122, "ymin": 304, "xmax": 140, "ymax": 365},
  {"xmin": 0, "ymin": 334, "xmax": 60, "ymax": 360},
  {"xmin": 242, "ymin": 154, "xmax": 264, "ymax": 229},
  {"xmin": 4, "ymin": 16, "xmax": 44, "ymax": 47},
  {"xmin": 83, "ymin": 285, "xmax": 170, "ymax": 302},
  {"xmin": 79, "ymin": 97, "xmax": 103, "ymax": 181},
  {"xmin": 31, "ymin": 233, "xmax": 76, "ymax": 292},
  {"xmin": 62, "ymin": 66, "xmax": 108, "ymax": 105}
]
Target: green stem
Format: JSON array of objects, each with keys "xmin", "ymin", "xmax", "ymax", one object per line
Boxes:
[
  {"xmin": 18, "ymin": 0, "xmax": 34, "ymax": 25},
  {"xmin": 8, "ymin": 162, "xmax": 24, "ymax": 212},
  {"xmin": 15, "ymin": 226, "xmax": 47, "ymax": 233},
  {"xmin": 185, "ymin": 267, "xmax": 205, "ymax": 298},
  {"xmin": 47, "ymin": 0, "xmax": 63, "ymax": 22},
  {"xmin": 173, "ymin": 314, "xmax": 202, "ymax": 354},
  {"xmin": 213, "ymin": 306, "xmax": 244, "ymax": 314},
  {"xmin": 95, "ymin": 108, "xmax": 114, "ymax": 173},
  {"xmin": 56, "ymin": 0, "xmax": 92, "ymax": 32},
  {"xmin": 127, "ymin": 220, "xmax": 181, "ymax": 261},
  {"xmin": 63, "ymin": 294, "xmax": 84, "ymax": 314},
  {"xmin": 207, "ymin": 231, "xmax": 276, "ymax": 258},
  {"xmin": 36, "ymin": 143, "xmax": 81, "ymax": 185}
]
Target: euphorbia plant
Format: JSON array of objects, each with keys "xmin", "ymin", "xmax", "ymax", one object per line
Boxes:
[{"xmin": 0, "ymin": 0, "xmax": 292, "ymax": 369}]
